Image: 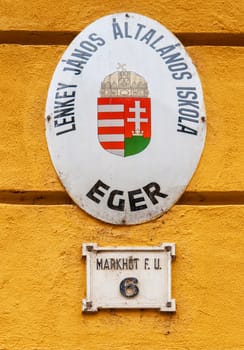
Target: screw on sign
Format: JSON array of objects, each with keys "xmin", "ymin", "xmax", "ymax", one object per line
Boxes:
[{"xmin": 45, "ymin": 12, "xmax": 206, "ymax": 225}]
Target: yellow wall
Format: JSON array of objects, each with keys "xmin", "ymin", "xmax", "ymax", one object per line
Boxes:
[{"xmin": 0, "ymin": 1, "xmax": 244, "ymax": 349}]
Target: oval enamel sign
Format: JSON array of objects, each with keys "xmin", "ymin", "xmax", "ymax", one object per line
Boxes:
[{"xmin": 45, "ymin": 12, "xmax": 206, "ymax": 225}]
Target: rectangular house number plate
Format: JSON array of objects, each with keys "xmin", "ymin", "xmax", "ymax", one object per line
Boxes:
[{"xmin": 82, "ymin": 243, "xmax": 176, "ymax": 312}]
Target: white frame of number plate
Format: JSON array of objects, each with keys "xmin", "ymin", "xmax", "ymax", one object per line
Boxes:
[{"xmin": 82, "ymin": 243, "xmax": 176, "ymax": 312}]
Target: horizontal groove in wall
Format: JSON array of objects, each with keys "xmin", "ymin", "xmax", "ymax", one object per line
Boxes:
[
  {"xmin": 178, "ymin": 191, "xmax": 244, "ymax": 205},
  {"xmin": 0, "ymin": 31, "xmax": 243, "ymax": 46},
  {"xmin": 0, "ymin": 191, "xmax": 243, "ymax": 206},
  {"xmin": 0, "ymin": 191, "xmax": 73, "ymax": 205}
]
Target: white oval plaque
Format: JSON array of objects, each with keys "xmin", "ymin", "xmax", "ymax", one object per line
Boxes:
[{"xmin": 45, "ymin": 13, "xmax": 206, "ymax": 225}]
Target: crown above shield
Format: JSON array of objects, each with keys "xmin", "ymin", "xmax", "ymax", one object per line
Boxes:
[
  {"xmin": 97, "ymin": 66, "xmax": 151, "ymax": 158},
  {"xmin": 100, "ymin": 69, "xmax": 149, "ymax": 98}
]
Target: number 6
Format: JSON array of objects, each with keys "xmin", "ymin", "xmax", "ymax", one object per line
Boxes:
[{"xmin": 120, "ymin": 277, "xmax": 139, "ymax": 298}]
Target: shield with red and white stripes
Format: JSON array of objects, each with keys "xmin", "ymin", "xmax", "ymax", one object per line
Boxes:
[{"xmin": 97, "ymin": 97, "xmax": 151, "ymax": 157}]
